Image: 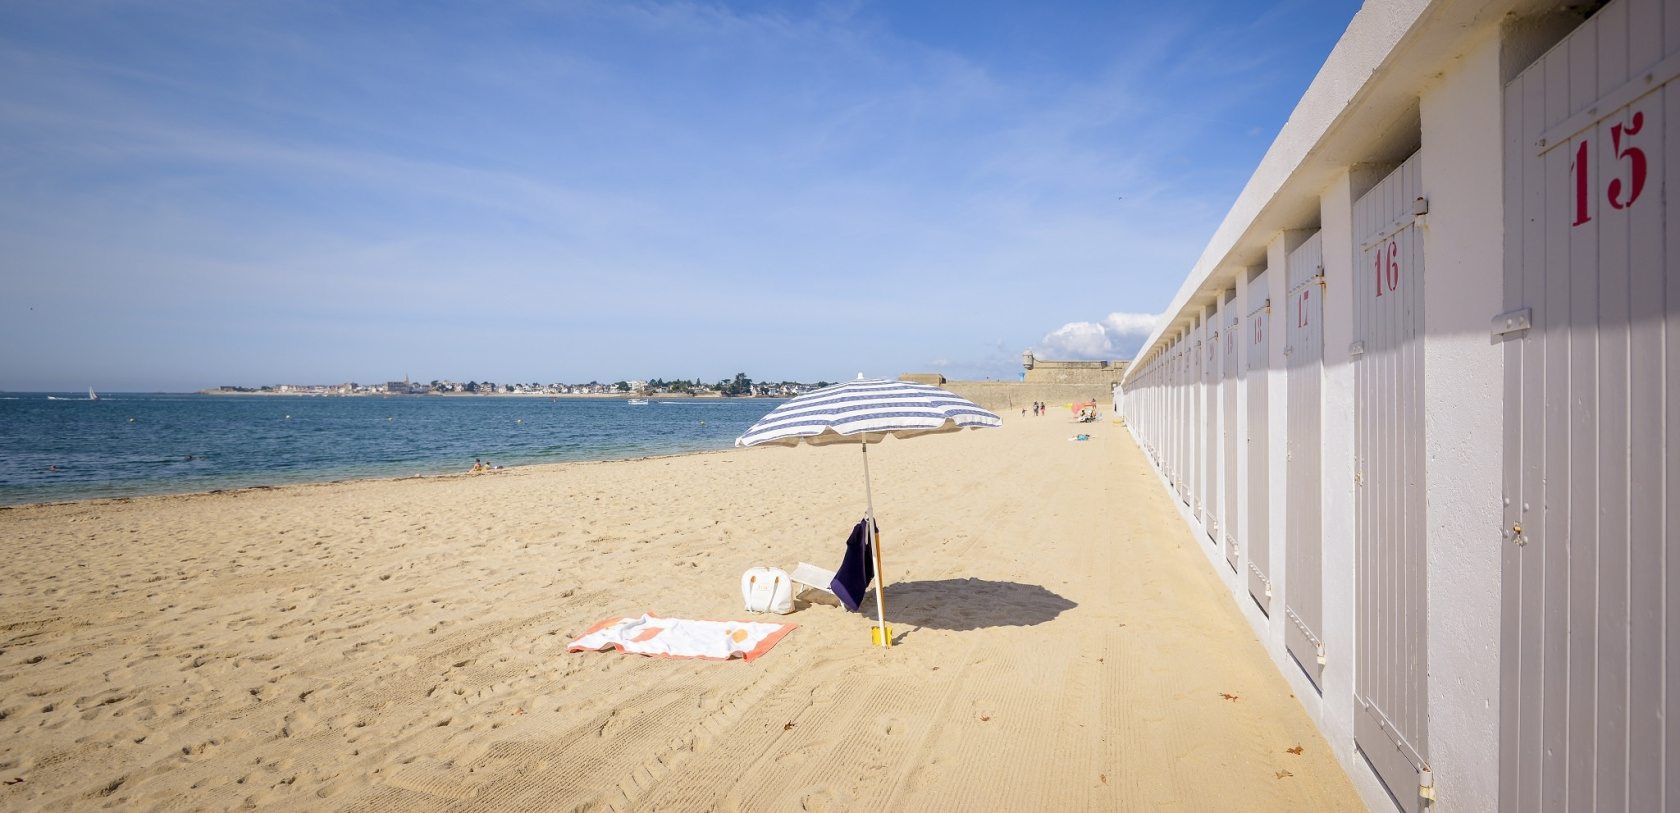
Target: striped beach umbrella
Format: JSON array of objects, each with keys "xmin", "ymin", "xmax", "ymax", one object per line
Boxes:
[{"xmin": 736, "ymin": 377, "xmax": 1001, "ymax": 647}]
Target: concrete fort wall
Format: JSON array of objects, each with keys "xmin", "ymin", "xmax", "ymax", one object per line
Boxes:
[
  {"xmin": 938, "ymin": 381, "xmax": 1110, "ymax": 415},
  {"xmin": 1117, "ymin": 2, "xmax": 1679, "ymax": 811},
  {"xmin": 1021, "ymin": 359, "xmax": 1127, "ymax": 387}
]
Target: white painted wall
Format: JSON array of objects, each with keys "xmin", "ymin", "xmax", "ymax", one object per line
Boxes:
[
  {"xmin": 1315, "ymin": 165, "xmax": 1367, "ymax": 804},
  {"xmin": 1110, "ymin": 6, "xmax": 1621, "ymax": 809},
  {"xmin": 1415, "ymin": 29, "xmax": 1506, "ymax": 813}
]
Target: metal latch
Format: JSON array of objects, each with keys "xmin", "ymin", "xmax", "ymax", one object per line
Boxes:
[
  {"xmin": 1349, "ymin": 340, "xmax": 1365, "ymax": 357},
  {"xmin": 1492, "ymin": 308, "xmax": 1532, "ymax": 338},
  {"xmin": 1511, "ymin": 523, "xmax": 1526, "ymax": 547}
]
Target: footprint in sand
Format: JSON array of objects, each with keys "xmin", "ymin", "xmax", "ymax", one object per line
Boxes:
[{"xmin": 798, "ymin": 786, "xmax": 851, "ymax": 812}]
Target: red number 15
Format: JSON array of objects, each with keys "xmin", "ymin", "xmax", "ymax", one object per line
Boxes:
[{"xmin": 1573, "ymin": 110, "xmax": 1647, "ymax": 226}]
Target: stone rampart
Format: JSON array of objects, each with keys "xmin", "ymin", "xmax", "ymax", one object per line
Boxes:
[{"xmin": 938, "ymin": 381, "xmax": 1113, "ymax": 415}]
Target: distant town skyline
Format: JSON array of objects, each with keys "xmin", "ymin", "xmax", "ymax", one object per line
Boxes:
[
  {"xmin": 2, "ymin": 0, "xmax": 1361, "ymax": 392},
  {"xmin": 201, "ymin": 372, "xmax": 837, "ymax": 397}
]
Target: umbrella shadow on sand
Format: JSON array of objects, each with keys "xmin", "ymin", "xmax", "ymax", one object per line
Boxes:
[{"xmin": 870, "ymin": 579, "xmax": 1076, "ymax": 633}]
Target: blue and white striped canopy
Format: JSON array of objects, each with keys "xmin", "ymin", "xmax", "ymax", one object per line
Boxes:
[{"xmin": 736, "ymin": 378, "xmax": 1002, "ymax": 447}]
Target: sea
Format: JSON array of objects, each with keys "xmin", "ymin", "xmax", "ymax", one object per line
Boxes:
[{"xmin": 0, "ymin": 393, "xmax": 785, "ymax": 508}]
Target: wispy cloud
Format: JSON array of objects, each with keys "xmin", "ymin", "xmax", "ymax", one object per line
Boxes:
[{"xmin": 0, "ymin": 0, "xmax": 1358, "ymax": 391}]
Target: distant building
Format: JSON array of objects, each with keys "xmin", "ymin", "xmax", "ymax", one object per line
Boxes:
[
  {"xmin": 898, "ymin": 373, "xmax": 946, "ymax": 386},
  {"xmin": 1019, "ymin": 351, "xmax": 1127, "ymax": 387}
]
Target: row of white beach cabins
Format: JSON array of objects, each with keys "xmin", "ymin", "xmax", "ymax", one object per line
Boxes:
[
  {"xmin": 1115, "ymin": 1, "xmax": 1677, "ymax": 812},
  {"xmin": 220, "ymin": 380, "xmax": 823, "ymax": 397}
]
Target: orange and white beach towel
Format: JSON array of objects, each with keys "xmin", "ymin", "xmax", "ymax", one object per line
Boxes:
[{"xmin": 567, "ymin": 613, "xmax": 796, "ymax": 662}]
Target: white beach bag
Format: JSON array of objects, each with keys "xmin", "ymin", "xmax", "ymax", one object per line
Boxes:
[{"xmin": 741, "ymin": 567, "xmax": 794, "ymax": 615}]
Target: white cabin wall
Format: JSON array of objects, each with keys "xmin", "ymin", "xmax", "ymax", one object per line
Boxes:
[
  {"xmin": 1416, "ymin": 30, "xmax": 1506, "ymax": 812},
  {"xmin": 1233, "ymin": 269, "xmax": 1252, "ymax": 597},
  {"xmin": 1318, "ymin": 166, "xmax": 1391, "ymax": 813},
  {"xmin": 1108, "ymin": 3, "xmax": 1632, "ymax": 810},
  {"xmin": 1265, "ymin": 233, "xmax": 1306, "ymax": 655}
]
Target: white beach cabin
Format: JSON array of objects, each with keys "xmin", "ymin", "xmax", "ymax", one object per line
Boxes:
[{"xmin": 1118, "ymin": 0, "xmax": 1679, "ymax": 810}]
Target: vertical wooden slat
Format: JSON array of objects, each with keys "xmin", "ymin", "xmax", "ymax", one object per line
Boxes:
[
  {"xmin": 1505, "ymin": 30, "xmax": 1548, "ymax": 813},
  {"xmin": 1498, "ymin": 63, "xmax": 1528, "ymax": 813},
  {"xmin": 1540, "ymin": 35, "xmax": 1576, "ymax": 813},
  {"xmin": 1663, "ymin": 60, "xmax": 1680, "ymax": 813},
  {"xmin": 1518, "ymin": 57, "xmax": 1552, "ymax": 813},
  {"xmin": 1195, "ymin": 318, "xmax": 1205, "ymax": 524},
  {"xmin": 1227, "ymin": 298, "xmax": 1242, "ymax": 584},
  {"xmin": 1249, "ymin": 292, "xmax": 1270, "ymax": 608},
  {"xmin": 1593, "ymin": 6, "xmax": 1633, "ymax": 806},
  {"xmin": 1669, "ymin": 0, "xmax": 1680, "ymax": 58},
  {"xmin": 1209, "ymin": 304, "xmax": 1222, "ymax": 551},
  {"xmin": 1630, "ymin": 0, "xmax": 1663, "ymax": 72},
  {"xmin": 1183, "ymin": 343, "xmax": 1189, "ymax": 505},
  {"xmin": 1410, "ymin": 160, "xmax": 1428, "ymax": 751},
  {"xmin": 1624, "ymin": 77, "xmax": 1667, "ymax": 813},
  {"xmin": 1565, "ymin": 27, "xmax": 1603, "ymax": 811}
]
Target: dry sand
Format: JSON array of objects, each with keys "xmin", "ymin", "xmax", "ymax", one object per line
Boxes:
[{"xmin": 0, "ymin": 414, "xmax": 1363, "ymax": 811}]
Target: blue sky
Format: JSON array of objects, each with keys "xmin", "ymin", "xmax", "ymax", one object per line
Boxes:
[{"xmin": 1, "ymin": 0, "xmax": 1361, "ymax": 392}]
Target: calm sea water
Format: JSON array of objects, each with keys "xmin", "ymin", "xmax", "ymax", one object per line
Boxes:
[{"xmin": 0, "ymin": 393, "xmax": 784, "ymax": 507}]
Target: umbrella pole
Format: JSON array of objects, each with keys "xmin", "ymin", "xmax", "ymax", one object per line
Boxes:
[{"xmin": 861, "ymin": 442, "xmax": 890, "ymax": 648}]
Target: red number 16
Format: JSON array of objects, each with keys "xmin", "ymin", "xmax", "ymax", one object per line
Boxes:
[{"xmin": 1374, "ymin": 240, "xmax": 1398, "ymax": 298}]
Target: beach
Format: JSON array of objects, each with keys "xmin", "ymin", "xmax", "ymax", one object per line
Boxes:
[{"xmin": 0, "ymin": 414, "xmax": 1362, "ymax": 811}]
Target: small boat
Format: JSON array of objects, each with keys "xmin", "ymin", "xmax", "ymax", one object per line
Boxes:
[
  {"xmin": 89, "ymin": 388, "xmax": 98, "ymax": 401},
  {"xmin": 627, "ymin": 399, "xmax": 650, "ymax": 406}
]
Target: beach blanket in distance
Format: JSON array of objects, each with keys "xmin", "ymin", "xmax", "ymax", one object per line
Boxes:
[{"xmin": 567, "ymin": 614, "xmax": 796, "ymax": 662}]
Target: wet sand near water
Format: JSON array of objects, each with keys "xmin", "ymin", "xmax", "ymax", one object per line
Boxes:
[{"xmin": 0, "ymin": 413, "xmax": 1363, "ymax": 810}]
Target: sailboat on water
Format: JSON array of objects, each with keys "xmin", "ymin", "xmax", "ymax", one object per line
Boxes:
[{"xmin": 89, "ymin": 388, "xmax": 98, "ymax": 401}]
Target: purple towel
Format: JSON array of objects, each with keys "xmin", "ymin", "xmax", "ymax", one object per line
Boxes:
[{"xmin": 830, "ymin": 517, "xmax": 877, "ymax": 612}]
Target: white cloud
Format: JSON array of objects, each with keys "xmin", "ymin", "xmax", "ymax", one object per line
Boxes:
[
  {"xmin": 1035, "ymin": 311, "xmax": 1161, "ymax": 360},
  {"xmin": 1100, "ymin": 311, "xmax": 1162, "ymax": 342},
  {"xmin": 1037, "ymin": 321, "xmax": 1113, "ymax": 358}
]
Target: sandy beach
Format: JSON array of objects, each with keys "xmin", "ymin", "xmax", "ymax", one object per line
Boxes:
[{"xmin": 0, "ymin": 414, "xmax": 1362, "ymax": 811}]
